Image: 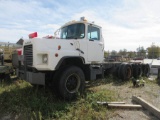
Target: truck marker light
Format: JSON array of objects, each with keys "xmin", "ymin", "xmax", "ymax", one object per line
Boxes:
[
  {"xmin": 58, "ymin": 45, "xmax": 61, "ymax": 50},
  {"xmin": 55, "ymin": 53, "xmax": 58, "ymax": 57},
  {"xmin": 80, "ymin": 17, "xmax": 87, "ymax": 22},
  {"xmin": 29, "ymin": 32, "xmax": 37, "ymax": 39}
]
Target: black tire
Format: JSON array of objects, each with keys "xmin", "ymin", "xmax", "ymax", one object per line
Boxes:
[
  {"xmin": 118, "ymin": 64, "xmax": 123, "ymax": 79},
  {"xmin": 58, "ymin": 66, "xmax": 85, "ymax": 100},
  {"xmin": 112, "ymin": 66, "xmax": 119, "ymax": 77},
  {"xmin": 144, "ymin": 64, "xmax": 150, "ymax": 77},
  {"xmin": 51, "ymin": 65, "xmax": 71, "ymax": 96},
  {"xmin": 141, "ymin": 64, "xmax": 146, "ymax": 76},
  {"xmin": 132, "ymin": 64, "xmax": 142, "ymax": 79},
  {"xmin": 122, "ymin": 64, "xmax": 132, "ymax": 81},
  {"xmin": 158, "ymin": 68, "xmax": 160, "ymax": 80},
  {"xmin": 118, "ymin": 63, "xmax": 132, "ymax": 81}
]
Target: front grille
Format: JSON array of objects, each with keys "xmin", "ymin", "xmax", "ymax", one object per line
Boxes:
[{"xmin": 24, "ymin": 45, "xmax": 33, "ymax": 66}]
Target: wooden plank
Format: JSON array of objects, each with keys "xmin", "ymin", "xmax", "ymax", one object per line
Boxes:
[
  {"xmin": 132, "ymin": 96, "xmax": 160, "ymax": 119},
  {"xmin": 107, "ymin": 102, "xmax": 125, "ymax": 104},
  {"xmin": 108, "ymin": 104, "xmax": 142, "ymax": 109},
  {"xmin": 97, "ymin": 101, "xmax": 125, "ymax": 105}
]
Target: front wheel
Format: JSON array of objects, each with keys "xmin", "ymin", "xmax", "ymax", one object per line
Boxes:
[{"xmin": 58, "ymin": 66, "xmax": 85, "ymax": 100}]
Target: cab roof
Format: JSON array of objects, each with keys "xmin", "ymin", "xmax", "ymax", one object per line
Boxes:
[{"xmin": 61, "ymin": 17, "xmax": 101, "ymax": 29}]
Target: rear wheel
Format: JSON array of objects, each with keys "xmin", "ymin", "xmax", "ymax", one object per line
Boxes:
[
  {"xmin": 118, "ymin": 64, "xmax": 132, "ymax": 81},
  {"xmin": 58, "ymin": 66, "xmax": 85, "ymax": 100},
  {"xmin": 122, "ymin": 64, "xmax": 132, "ymax": 80}
]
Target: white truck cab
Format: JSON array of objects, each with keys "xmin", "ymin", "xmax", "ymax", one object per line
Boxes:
[{"xmin": 23, "ymin": 17, "xmax": 104, "ymax": 71}]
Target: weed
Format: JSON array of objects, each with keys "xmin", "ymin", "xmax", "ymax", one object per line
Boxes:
[
  {"xmin": 60, "ymin": 89, "xmax": 116, "ymax": 120},
  {"xmin": 0, "ymin": 79, "xmax": 116, "ymax": 119}
]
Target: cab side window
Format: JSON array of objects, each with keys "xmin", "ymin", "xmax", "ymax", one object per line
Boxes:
[{"xmin": 88, "ymin": 25, "xmax": 100, "ymax": 41}]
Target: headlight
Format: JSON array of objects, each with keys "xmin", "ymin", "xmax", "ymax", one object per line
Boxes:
[{"xmin": 42, "ymin": 54, "xmax": 48, "ymax": 64}]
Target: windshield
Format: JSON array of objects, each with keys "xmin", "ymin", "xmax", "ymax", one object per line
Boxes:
[{"xmin": 59, "ymin": 23, "xmax": 85, "ymax": 39}]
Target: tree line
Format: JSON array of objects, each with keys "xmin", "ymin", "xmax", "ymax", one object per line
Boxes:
[{"xmin": 104, "ymin": 44, "xmax": 160, "ymax": 59}]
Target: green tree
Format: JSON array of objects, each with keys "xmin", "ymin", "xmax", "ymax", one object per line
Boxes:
[
  {"xmin": 128, "ymin": 51, "xmax": 136, "ymax": 58},
  {"xmin": 118, "ymin": 49, "xmax": 127, "ymax": 56},
  {"xmin": 111, "ymin": 50, "xmax": 117, "ymax": 56},
  {"xmin": 136, "ymin": 46, "xmax": 146, "ymax": 58},
  {"xmin": 104, "ymin": 51, "xmax": 109, "ymax": 57},
  {"xmin": 147, "ymin": 45, "xmax": 160, "ymax": 59}
]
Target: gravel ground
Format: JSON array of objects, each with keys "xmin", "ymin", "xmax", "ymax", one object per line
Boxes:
[{"xmin": 102, "ymin": 76, "xmax": 160, "ymax": 120}]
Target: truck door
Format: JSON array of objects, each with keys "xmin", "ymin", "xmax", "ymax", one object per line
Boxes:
[{"xmin": 87, "ymin": 25, "xmax": 104, "ymax": 62}]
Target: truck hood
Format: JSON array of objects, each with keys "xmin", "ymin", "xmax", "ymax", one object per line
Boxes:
[{"xmin": 23, "ymin": 38, "xmax": 77, "ymax": 51}]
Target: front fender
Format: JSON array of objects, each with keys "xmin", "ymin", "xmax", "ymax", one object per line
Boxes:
[{"xmin": 55, "ymin": 56, "xmax": 85, "ymax": 70}]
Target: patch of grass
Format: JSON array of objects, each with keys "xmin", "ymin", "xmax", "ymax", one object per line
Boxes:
[
  {"xmin": 143, "ymin": 76, "xmax": 157, "ymax": 84},
  {"xmin": 0, "ymin": 80, "xmax": 116, "ymax": 120},
  {"xmin": 87, "ymin": 75, "xmax": 125, "ymax": 88},
  {"xmin": 60, "ymin": 89, "xmax": 116, "ymax": 120},
  {"xmin": 0, "ymin": 80, "xmax": 70, "ymax": 119},
  {"xmin": 156, "ymin": 77, "xmax": 160, "ymax": 85}
]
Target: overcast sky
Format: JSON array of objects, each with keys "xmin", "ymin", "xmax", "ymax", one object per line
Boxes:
[{"xmin": 0, "ymin": 0, "xmax": 160, "ymax": 51}]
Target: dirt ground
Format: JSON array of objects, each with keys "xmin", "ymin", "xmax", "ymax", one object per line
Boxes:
[{"xmin": 99, "ymin": 75, "xmax": 160, "ymax": 120}]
